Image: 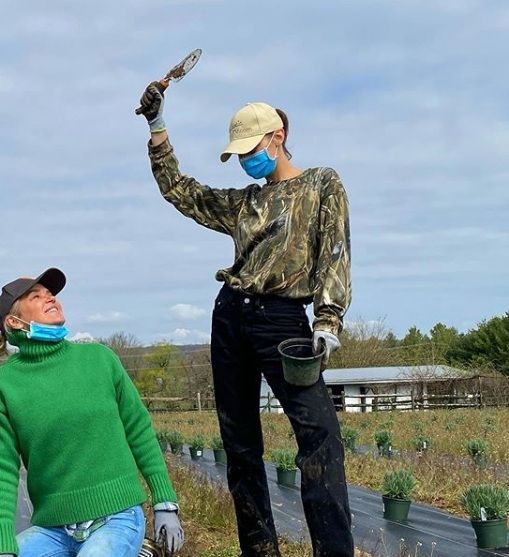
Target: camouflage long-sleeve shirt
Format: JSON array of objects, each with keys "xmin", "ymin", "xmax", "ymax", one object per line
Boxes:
[{"xmin": 148, "ymin": 140, "xmax": 352, "ymax": 336}]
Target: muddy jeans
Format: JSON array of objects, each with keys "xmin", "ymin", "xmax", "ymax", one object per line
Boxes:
[{"xmin": 211, "ymin": 285, "xmax": 354, "ymax": 557}]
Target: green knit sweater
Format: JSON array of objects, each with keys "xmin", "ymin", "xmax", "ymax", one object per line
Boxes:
[{"xmin": 0, "ymin": 332, "xmax": 177, "ymax": 554}]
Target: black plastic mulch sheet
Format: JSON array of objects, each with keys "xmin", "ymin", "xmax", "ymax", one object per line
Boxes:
[
  {"xmin": 182, "ymin": 449, "xmax": 509, "ymax": 557},
  {"xmin": 15, "ymin": 454, "xmax": 509, "ymax": 556}
]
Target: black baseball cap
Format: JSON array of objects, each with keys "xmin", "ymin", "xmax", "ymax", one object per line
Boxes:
[{"xmin": 0, "ymin": 268, "xmax": 66, "ymax": 334}]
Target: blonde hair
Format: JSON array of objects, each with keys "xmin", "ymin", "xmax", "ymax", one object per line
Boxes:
[{"xmin": 0, "ymin": 299, "xmax": 23, "ymax": 353}]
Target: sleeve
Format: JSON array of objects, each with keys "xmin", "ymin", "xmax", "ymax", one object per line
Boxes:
[
  {"xmin": 112, "ymin": 355, "xmax": 177, "ymax": 505},
  {"xmin": 312, "ymin": 169, "xmax": 352, "ymax": 337},
  {"xmin": 0, "ymin": 396, "xmax": 21, "ymax": 555},
  {"xmin": 148, "ymin": 139, "xmax": 247, "ymax": 235}
]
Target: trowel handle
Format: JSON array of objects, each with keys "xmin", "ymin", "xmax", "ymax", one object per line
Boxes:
[{"xmin": 135, "ymin": 79, "xmax": 169, "ymax": 116}]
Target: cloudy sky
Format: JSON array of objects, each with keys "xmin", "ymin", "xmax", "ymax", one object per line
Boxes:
[{"xmin": 1, "ymin": 1, "xmax": 507, "ymax": 344}]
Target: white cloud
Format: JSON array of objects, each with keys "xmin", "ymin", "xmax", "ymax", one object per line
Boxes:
[
  {"xmin": 166, "ymin": 328, "xmax": 210, "ymax": 345},
  {"xmin": 1, "ymin": 0, "xmax": 507, "ymax": 344},
  {"xmin": 169, "ymin": 304, "xmax": 207, "ymax": 320},
  {"xmin": 86, "ymin": 311, "xmax": 129, "ymax": 324},
  {"xmin": 69, "ymin": 331, "xmax": 95, "ymax": 342}
]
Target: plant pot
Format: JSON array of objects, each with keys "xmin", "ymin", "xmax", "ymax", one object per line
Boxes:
[
  {"xmin": 382, "ymin": 496, "xmax": 411, "ymax": 521},
  {"xmin": 189, "ymin": 446, "xmax": 203, "ymax": 460},
  {"xmin": 471, "ymin": 518, "xmax": 508, "ymax": 549},
  {"xmin": 276, "ymin": 468, "xmax": 297, "ymax": 487},
  {"xmin": 213, "ymin": 448, "xmax": 227, "ymax": 464},
  {"xmin": 472, "ymin": 453, "xmax": 488, "ymax": 468},
  {"xmin": 170, "ymin": 443, "xmax": 183, "ymax": 456},
  {"xmin": 278, "ymin": 338, "xmax": 325, "ymax": 386},
  {"xmin": 378, "ymin": 444, "xmax": 393, "ymax": 458},
  {"xmin": 344, "ymin": 439, "xmax": 356, "ymax": 452},
  {"xmin": 158, "ymin": 440, "xmax": 167, "ymax": 453}
]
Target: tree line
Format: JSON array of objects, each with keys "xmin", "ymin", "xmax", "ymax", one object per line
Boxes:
[
  {"xmin": 329, "ymin": 311, "xmax": 509, "ymax": 376},
  {"xmin": 2, "ymin": 311, "xmax": 507, "ymax": 398}
]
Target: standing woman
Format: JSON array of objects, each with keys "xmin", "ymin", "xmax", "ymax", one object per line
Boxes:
[
  {"xmin": 0, "ymin": 268, "xmax": 184, "ymax": 556},
  {"xmin": 138, "ymin": 82, "xmax": 353, "ymax": 557}
]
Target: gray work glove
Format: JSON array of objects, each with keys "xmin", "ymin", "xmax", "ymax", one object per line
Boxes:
[
  {"xmin": 154, "ymin": 510, "xmax": 184, "ymax": 553},
  {"xmin": 136, "ymin": 81, "xmax": 167, "ymax": 133},
  {"xmin": 313, "ymin": 330, "xmax": 341, "ymax": 360}
]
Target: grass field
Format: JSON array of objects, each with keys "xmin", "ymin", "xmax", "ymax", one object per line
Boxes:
[{"xmin": 154, "ymin": 408, "xmax": 509, "ymax": 516}]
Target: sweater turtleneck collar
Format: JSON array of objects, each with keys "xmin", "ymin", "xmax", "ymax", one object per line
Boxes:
[{"xmin": 6, "ymin": 329, "xmax": 69, "ymax": 362}]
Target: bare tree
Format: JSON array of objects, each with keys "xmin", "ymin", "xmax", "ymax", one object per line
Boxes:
[
  {"xmin": 329, "ymin": 318, "xmax": 404, "ymax": 369},
  {"xmin": 181, "ymin": 346, "xmax": 214, "ymax": 406},
  {"xmin": 98, "ymin": 331, "xmax": 145, "ymax": 380}
]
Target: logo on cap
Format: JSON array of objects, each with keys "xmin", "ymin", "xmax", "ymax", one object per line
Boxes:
[{"xmin": 230, "ymin": 119, "xmax": 253, "ymax": 139}]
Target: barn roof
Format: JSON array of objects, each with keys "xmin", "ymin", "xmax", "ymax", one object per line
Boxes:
[{"xmin": 323, "ymin": 365, "xmax": 465, "ymax": 385}]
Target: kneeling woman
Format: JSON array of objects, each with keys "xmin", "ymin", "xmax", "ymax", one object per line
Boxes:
[{"xmin": 0, "ymin": 268, "xmax": 184, "ymax": 557}]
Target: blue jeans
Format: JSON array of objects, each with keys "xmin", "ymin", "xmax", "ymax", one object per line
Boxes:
[{"xmin": 17, "ymin": 505, "xmax": 145, "ymax": 557}]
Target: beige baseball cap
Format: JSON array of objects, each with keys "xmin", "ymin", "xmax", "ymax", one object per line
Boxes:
[{"xmin": 220, "ymin": 102, "xmax": 283, "ymax": 162}]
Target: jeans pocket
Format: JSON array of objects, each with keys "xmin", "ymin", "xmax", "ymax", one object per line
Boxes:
[
  {"xmin": 260, "ymin": 304, "xmax": 307, "ymax": 328},
  {"xmin": 108, "ymin": 505, "xmax": 144, "ymax": 534}
]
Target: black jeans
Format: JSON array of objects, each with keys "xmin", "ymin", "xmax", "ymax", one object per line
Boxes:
[{"xmin": 211, "ymin": 285, "xmax": 354, "ymax": 557}]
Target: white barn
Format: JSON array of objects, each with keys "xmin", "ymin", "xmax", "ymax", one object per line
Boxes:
[
  {"xmin": 260, "ymin": 365, "xmax": 465, "ymax": 413},
  {"xmin": 323, "ymin": 365, "xmax": 465, "ymax": 412}
]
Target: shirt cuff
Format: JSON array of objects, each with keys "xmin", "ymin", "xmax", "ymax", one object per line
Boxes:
[
  {"xmin": 147, "ymin": 138, "xmax": 172, "ymax": 156},
  {"xmin": 153, "ymin": 501, "xmax": 179, "ymax": 513}
]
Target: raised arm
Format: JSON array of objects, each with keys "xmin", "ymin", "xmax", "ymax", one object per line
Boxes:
[{"xmin": 138, "ymin": 81, "xmax": 246, "ymax": 235}]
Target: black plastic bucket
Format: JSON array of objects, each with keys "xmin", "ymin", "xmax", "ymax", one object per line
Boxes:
[{"xmin": 278, "ymin": 338, "xmax": 325, "ymax": 387}]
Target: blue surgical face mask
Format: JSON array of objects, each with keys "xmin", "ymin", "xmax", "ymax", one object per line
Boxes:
[
  {"xmin": 11, "ymin": 316, "xmax": 68, "ymax": 342},
  {"xmin": 240, "ymin": 133, "xmax": 278, "ymax": 179},
  {"xmin": 27, "ymin": 322, "xmax": 69, "ymax": 342}
]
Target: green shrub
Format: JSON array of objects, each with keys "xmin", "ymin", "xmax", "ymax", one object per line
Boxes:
[
  {"xmin": 412, "ymin": 435, "xmax": 432, "ymax": 452},
  {"xmin": 382, "ymin": 469, "xmax": 417, "ymax": 501},
  {"xmin": 156, "ymin": 431, "xmax": 167, "ymax": 443},
  {"xmin": 461, "ymin": 485, "xmax": 509, "ymax": 520},
  {"xmin": 466, "ymin": 439, "xmax": 489, "ymax": 467},
  {"xmin": 481, "ymin": 416, "xmax": 496, "ymax": 436},
  {"xmin": 188, "ymin": 433, "xmax": 206, "ymax": 450},
  {"xmin": 211, "ymin": 435, "xmax": 224, "ymax": 450},
  {"xmin": 375, "ymin": 430, "xmax": 394, "ymax": 457},
  {"xmin": 374, "ymin": 430, "xmax": 392, "ymax": 447},
  {"xmin": 342, "ymin": 427, "xmax": 360, "ymax": 451},
  {"xmin": 166, "ymin": 430, "xmax": 184, "ymax": 454},
  {"xmin": 167, "ymin": 430, "xmax": 184, "ymax": 446},
  {"xmin": 466, "ymin": 439, "xmax": 489, "ymax": 456},
  {"xmin": 271, "ymin": 449, "xmax": 297, "ymax": 472}
]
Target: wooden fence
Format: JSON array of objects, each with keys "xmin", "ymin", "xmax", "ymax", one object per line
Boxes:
[
  {"xmin": 143, "ymin": 386, "xmax": 509, "ymax": 413},
  {"xmin": 142, "ymin": 393, "xmax": 281, "ymax": 413},
  {"xmin": 141, "ymin": 394, "xmax": 215, "ymax": 412},
  {"xmin": 330, "ymin": 392, "xmax": 487, "ymax": 412},
  {"xmin": 258, "ymin": 392, "xmax": 509, "ymax": 413}
]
